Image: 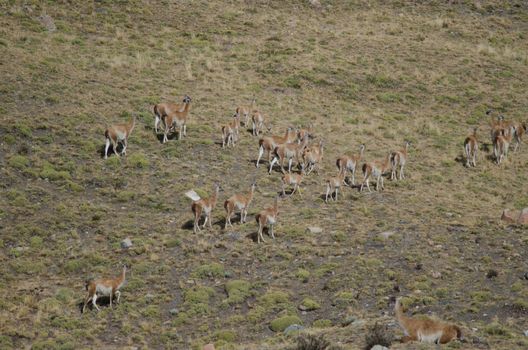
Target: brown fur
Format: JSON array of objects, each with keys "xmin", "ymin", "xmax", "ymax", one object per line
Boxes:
[
  {"xmin": 235, "ymin": 98, "xmax": 256, "ymax": 126},
  {"xmin": 336, "ymin": 144, "xmax": 364, "ymax": 185},
  {"xmin": 281, "ymin": 173, "xmax": 303, "ymax": 197},
  {"xmin": 191, "ymin": 184, "xmax": 220, "ymax": 234},
  {"xmin": 152, "ymin": 96, "xmax": 189, "ymax": 133},
  {"xmin": 256, "ymin": 127, "xmax": 297, "ymax": 167},
  {"xmin": 269, "ymin": 135, "xmax": 309, "ymax": 174},
  {"xmin": 325, "ymin": 171, "xmax": 346, "ymax": 203},
  {"xmin": 255, "ymin": 197, "xmax": 279, "ymax": 244},
  {"xmin": 221, "ymin": 114, "xmax": 241, "ymax": 148},
  {"xmin": 83, "ymin": 265, "xmax": 127, "ymax": 313},
  {"xmin": 224, "ymin": 183, "xmax": 256, "ymax": 229},
  {"xmin": 395, "ymin": 298, "xmax": 462, "ymax": 344},
  {"xmin": 360, "ymin": 153, "xmax": 392, "ymax": 192},
  {"xmin": 161, "ymin": 95, "xmax": 192, "ymax": 143},
  {"xmin": 104, "ymin": 117, "xmax": 136, "ymax": 159},
  {"xmin": 390, "ymin": 141, "xmax": 410, "ymax": 180},
  {"xmin": 302, "ymin": 140, "xmax": 324, "ymax": 175},
  {"xmin": 464, "ymin": 127, "xmax": 478, "ymax": 167}
]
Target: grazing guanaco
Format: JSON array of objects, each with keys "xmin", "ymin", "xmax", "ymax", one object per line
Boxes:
[
  {"xmin": 360, "ymin": 152, "xmax": 392, "ymax": 192},
  {"xmin": 268, "ymin": 136, "xmax": 309, "ymax": 174},
  {"xmin": 281, "ymin": 172, "xmax": 303, "ymax": 197},
  {"xmin": 251, "ymin": 110, "xmax": 270, "ymax": 136},
  {"xmin": 325, "ymin": 171, "xmax": 346, "ymax": 203},
  {"xmin": 224, "ymin": 182, "xmax": 256, "ymax": 229},
  {"xmin": 512, "ymin": 121, "xmax": 526, "ymax": 152},
  {"xmin": 162, "ymin": 95, "xmax": 192, "ymax": 143},
  {"xmin": 152, "ymin": 96, "xmax": 189, "ymax": 133},
  {"xmin": 186, "ymin": 184, "xmax": 220, "ymax": 234},
  {"xmin": 236, "ymin": 98, "xmax": 256, "ymax": 126},
  {"xmin": 83, "ymin": 265, "xmax": 127, "ymax": 313},
  {"xmin": 104, "ymin": 116, "xmax": 136, "ymax": 159},
  {"xmin": 221, "ymin": 114, "xmax": 241, "ymax": 148},
  {"xmin": 464, "ymin": 127, "xmax": 478, "ymax": 167},
  {"xmin": 493, "ymin": 129, "xmax": 513, "ymax": 165},
  {"xmin": 255, "ymin": 197, "xmax": 279, "ymax": 244},
  {"xmin": 302, "ymin": 140, "xmax": 324, "ymax": 175},
  {"xmin": 390, "ymin": 141, "xmax": 411, "ymax": 180},
  {"xmin": 256, "ymin": 127, "xmax": 297, "ymax": 168},
  {"xmin": 336, "ymin": 144, "xmax": 365, "ymax": 185},
  {"xmin": 395, "ymin": 297, "xmax": 462, "ymax": 344}
]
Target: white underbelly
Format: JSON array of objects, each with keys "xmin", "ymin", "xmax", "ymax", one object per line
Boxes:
[
  {"xmin": 96, "ymin": 285, "xmax": 113, "ymax": 296},
  {"xmin": 267, "ymin": 216, "xmax": 276, "ymax": 225},
  {"xmin": 418, "ymin": 331, "xmax": 441, "ymax": 343}
]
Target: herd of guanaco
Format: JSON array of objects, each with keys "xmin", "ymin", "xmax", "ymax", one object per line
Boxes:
[{"xmin": 97, "ymin": 96, "xmax": 527, "ymax": 344}]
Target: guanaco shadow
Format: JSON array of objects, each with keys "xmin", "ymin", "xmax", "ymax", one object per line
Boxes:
[
  {"xmin": 78, "ymin": 296, "xmax": 116, "ymax": 314},
  {"xmin": 246, "ymin": 230, "xmax": 274, "ymax": 243},
  {"xmin": 99, "ymin": 143, "xmax": 124, "ymax": 159}
]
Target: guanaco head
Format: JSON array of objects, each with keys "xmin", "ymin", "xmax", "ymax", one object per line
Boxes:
[
  {"xmin": 485, "ymin": 109, "xmax": 493, "ymax": 116},
  {"xmin": 183, "ymin": 95, "xmax": 192, "ymax": 104}
]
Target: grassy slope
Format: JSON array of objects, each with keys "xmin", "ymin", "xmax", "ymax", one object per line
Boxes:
[{"xmin": 1, "ymin": 0, "xmax": 528, "ymax": 349}]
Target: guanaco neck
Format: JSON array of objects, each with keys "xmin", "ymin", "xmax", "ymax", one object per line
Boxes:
[
  {"xmin": 211, "ymin": 186, "xmax": 220, "ymax": 207},
  {"xmin": 118, "ymin": 266, "xmax": 127, "ymax": 285},
  {"xmin": 395, "ymin": 299, "xmax": 410, "ymax": 330},
  {"xmin": 128, "ymin": 117, "xmax": 136, "ymax": 133},
  {"xmin": 273, "ymin": 197, "xmax": 279, "ymax": 213},
  {"xmin": 359, "ymin": 145, "xmax": 365, "ymax": 159}
]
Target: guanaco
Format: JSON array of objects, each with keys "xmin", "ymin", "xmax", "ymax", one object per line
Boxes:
[
  {"xmin": 255, "ymin": 197, "xmax": 279, "ymax": 244},
  {"xmin": 268, "ymin": 135, "xmax": 309, "ymax": 174},
  {"xmin": 221, "ymin": 114, "xmax": 241, "ymax": 148},
  {"xmin": 153, "ymin": 96, "xmax": 189, "ymax": 133},
  {"xmin": 390, "ymin": 141, "xmax": 410, "ymax": 180},
  {"xmin": 104, "ymin": 116, "xmax": 136, "ymax": 159},
  {"xmin": 360, "ymin": 152, "xmax": 392, "ymax": 192},
  {"xmin": 224, "ymin": 182, "xmax": 256, "ymax": 229},
  {"xmin": 395, "ymin": 297, "xmax": 462, "ymax": 344},
  {"xmin": 281, "ymin": 173, "xmax": 303, "ymax": 197},
  {"xmin": 83, "ymin": 265, "xmax": 127, "ymax": 313},
  {"xmin": 336, "ymin": 144, "xmax": 365, "ymax": 185},
  {"xmin": 493, "ymin": 129, "xmax": 513, "ymax": 165},
  {"xmin": 162, "ymin": 95, "xmax": 192, "ymax": 143},
  {"xmin": 251, "ymin": 110, "xmax": 270, "ymax": 136},
  {"xmin": 325, "ymin": 171, "xmax": 346, "ymax": 203},
  {"xmin": 464, "ymin": 127, "xmax": 478, "ymax": 167},
  {"xmin": 302, "ymin": 140, "xmax": 324, "ymax": 175},
  {"xmin": 186, "ymin": 184, "xmax": 221, "ymax": 234},
  {"xmin": 512, "ymin": 121, "xmax": 526, "ymax": 152},
  {"xmin": 256, "ymin": 127, "xmax": 297, "ymax": 168},
  {"xmin": 236, "ymin": 98, "xmax": 256, "ymax": 126},
  {"xmin": 296, "ymin": 124, "xmax": 314, "ymax": 143}
]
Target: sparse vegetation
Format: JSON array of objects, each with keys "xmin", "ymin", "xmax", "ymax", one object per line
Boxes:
[{"xmin": 1, "ymin": 0, "xmax": 527, "ymax": 349}]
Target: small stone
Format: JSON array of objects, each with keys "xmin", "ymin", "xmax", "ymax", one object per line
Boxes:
[
  {"xmin": 501, "ymin": 209, "xmax": 518, "ymax": 223},
  {"xmin": 524, "ymin": 330, "xmax": 528, "ymax": 337},
  {"xmin": 203, "ymin": 344, "xmax": 215, "ymax": 350},
  {"xmin": 283, "ymin": 324, "xmax": 305, "ymax": 335},
  {"xmin": 37, "ymin": 14, "xmax": 56, "ymax": 32},
  {"xmin": 518, "ymin": 208, "xmax": 528, "ymax": 224},
  {"xmin": 379, "ymin": 231, "xmax": 395, "ymax": 239},
  {"xmin": 341, "ymin": 315, "xmax": 356, "ymax": 327},
  {"xmin": 121, "ymin": 238, "xmax": 132, "ymax": 249},
  {"xmin": 306, "ymin": 227, "xmax": 323, "ymax": 234},
  {"xmin": 371, "ymin": 346, "xmax": 389, "ymax": 350},
  {"xmin": 432, "ymin": 271, "xmax": 442, "ymax": 279},
  {"xmin": 169, "ymin": 308, "xmax": 179, "ymax": 315}
]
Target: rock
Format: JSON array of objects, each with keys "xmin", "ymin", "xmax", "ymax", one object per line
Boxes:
[
  {"xmin": 284, "ymin": 324, "xmax": 305, "ymax": 335},
  {"xmin": 524, "ymin": 330, "xmax": 528, "ymax": 337},
  {"xmin": 432, "ymin": 271, "xmax": 442, "ymax": 279},
  {"xmin": 309, "ymin": 0, "xmax": 321, "ymax": 9},
  {"xmin": 306, "ymin": 226, "xmax": 322, "ymax": 234},
  {"xmin": 37, "ymin": 14, "xmax": 56, "ymax": 32},
  {"xmin": 203, "ymin": 344, "xmax": 215, "ymax": 350},
  {"xmin": 371, "ymin": 346, "xmax": 389, "ymax": 350},
  {"xmin": 341, "ymin": 315, "xmax": 356, "ymax": 327},
  {"xmin": 379, "ymin": 231, "xmax": 395, "ymax": 239},
  {"xmin": 519, "ymin": 208, "xmax": 528, "ymax": 224},
  {"xmin": 121, "ymin": 237, "xmax": 132, "ymax": 249},
  {"xmin": 486, "ymin": 269, "xmax": 498, "ymax": 279},
  {"xmin": 501, "ymin": 209, "xmax": 516, "ymax": 222},
  {"xmin": 169, "ymin": 308, "xmax": 179, "ymax": 315}
]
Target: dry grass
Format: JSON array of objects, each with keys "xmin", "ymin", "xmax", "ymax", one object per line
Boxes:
[{"xmin": 1, "ymin": 0, "xmax": 528, "ymax": 349}]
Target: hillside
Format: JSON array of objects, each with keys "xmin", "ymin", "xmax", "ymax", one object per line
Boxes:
[{"xmin": 1, "ymin": 1, "xmax": 528, "ymax": 349}]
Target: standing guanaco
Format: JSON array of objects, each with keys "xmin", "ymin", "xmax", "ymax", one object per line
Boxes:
[
  {"xmin": 268, "ymin": 135, "xmax": 309, "ymax": 174},
  {"xmin": 152, "ymin": 96, "xmax": 189, "ymax": 133},
  {"xmin": 255, "ymin": 197, "xmax": 279, "ymax": 244},
  {"xmin": 302, "ymin": 140, "xmax": 324, "ymax": 175},
  {"xmin": 104, "ymin": 116, "xmax": 136, "ymax": 159},
  {"xmin": 224, "ymin": 182, "xmax": 256, "ymax": 229},
  {"xmin": 325, "ymin": 171, "xmax": 346, "ymax": 203},
  {"xmin": 360, "ymin": 153, "xmax": 392, "ymax": 192},
  {"xmin": 235, "ymin": 98, "xmax": 256, "ymax": 126},
  {"xmin": 281, "ymin": 173, "xmax": 303, "ymax": 197},
  {"xmin": 83, "ymin": 265, "xmax": 127, "ymax": 313},
  {"xmin": 493, "ymin": 129, "xmax": 513, "ymax": 165},
  {"xmin": 162, "ymin": 95, "xmax": 192, "ymax": 143},
  {"xmin": 395, "ymin": 297, "xmax": 462, "ymax": 344},
  {"xmin": 390, "ymin": 141, "xmax": 410, "ymax": 180},
  {"xmin": 464, "ymin": 127, "xmax": 478, "ymax": 167},
  {"xmin": 186, "ymin": 184, "xmax": 221, "ymax": 234},
  {"xmin": 336, "ymin": 144, "xmax": 365, "ymax": 185},
  {"xmin": 251, "ymin": 110, "xmax": 270, "ymax": 136},
  {"xmin": 221, "ymin": 114, "xmax": 241, "ymax": 148},
  {"xmin": 256, "ymin": 127, "xmax": 297, "ymax": 168}
]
